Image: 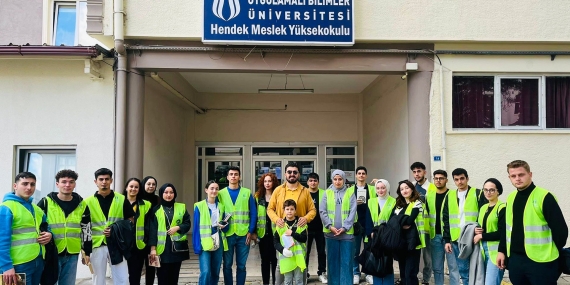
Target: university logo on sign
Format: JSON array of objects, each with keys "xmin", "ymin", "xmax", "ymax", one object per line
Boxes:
[{"xmin": 203, "ymin": 0, "xmax": 355, "ymax": 46}]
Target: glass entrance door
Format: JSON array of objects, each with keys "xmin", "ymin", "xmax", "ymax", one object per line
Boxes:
[
  {"xmin": 199, "ymin": 160, "xmax": 241, "ymax": 200},
  {"xmin": 252, "ymin": 159, "xmax": 316, "ymax": 188}
]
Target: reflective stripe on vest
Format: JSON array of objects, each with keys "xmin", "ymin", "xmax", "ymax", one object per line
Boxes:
[
  {"xmin": 256, "ymin": 197, "xmax": 267, "ymax": 238},
  {"xmin": 405, "ymin": 202, "xmax": 426, "ymax": 249},
  {"xmin": 368, "ymin": 196, "xmax": 396, "ymax": 226},
  {"xmin": 218, "ymin": 187, "xmax": 251, "ymax": 237},
  {"xmin": 46, "ymin": 197, "xmax": 85, "ymax": 254},
  {"xmin": 155, "ymin": 203, "xmax": 187, "ymax": 255},
  {"xmin": 446, "ymin": 187, "xmax": 479, "ymax": 242},
  {"xmin": 277, "ymin": 224, "xmax": 307, "ymax": 274},
  {"xmin": 323, "ymin": 187, "xmax": 355, "ymax": 234},
  {"xmin": 477, "ymin": 202, "xmax": 504, "ymax": 265},
  {"xmin": 2, "ymin": 201, "xmax": 45, "ymax": 265},
  {"xmin": 506, "ymin": 187, "xmax": 559, "ymax": 262},
  {"xmin": 84, "ymin": 192, "xmax": 125, "ymax": 248},
  {"xmin": 424, "ymin": 183, "xmax": 439, "ymax": 239},
  {"xmin": 194, "ymin": 200, "xmax": 228, "ymax": 252},
  {"xmin": 136, "ymin": 200, "xmax": 151, "ymax": 250}
]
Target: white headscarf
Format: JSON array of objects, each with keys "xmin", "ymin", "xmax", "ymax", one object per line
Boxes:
[{"xmin": 375, "ymin": 179, "xmax": 390, "ymax": 199}]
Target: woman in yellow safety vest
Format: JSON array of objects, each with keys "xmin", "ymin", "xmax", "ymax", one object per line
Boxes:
[
  {"xmin": 392, "ymin": 180, "xmax": 425, "ymax": 285},
  {"xmin": 149, "ymin": 183, "xmax": 191, "ymax": 285},
  {"xmin": 123, "ymin": 177, "xmax": 152, "ymax": 285},
  {"xmin": 253, "ymin": 173, "xmax": 279, "ymax": 285},
  {"xmin": 473, "ymin": 178, "xmax": 505, "ymax": 285},
  {"xmin": 141, "ymin": 176, "xmax": 159, "ymax": 285}
]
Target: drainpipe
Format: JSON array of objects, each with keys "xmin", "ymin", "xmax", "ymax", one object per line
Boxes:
[
  {"xmin": 114, "ymin": 0, "xmax": 127, "ymax": 190},
  {"xmin": 437, "ymin": 56, "xmax": 447, "ymax": 171}
]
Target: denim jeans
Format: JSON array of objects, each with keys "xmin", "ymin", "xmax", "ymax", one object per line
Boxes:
[
  {"xmin": 199, "ymin": 245, "xmax": 223, "ymax": 285},
  {"xmin": 223, "ymin": 235, "xmax": 250, "ymax": 285},
  {"xmin": 482, "ymin": 242, "xmax": 504, "ymax": 285},
  {"xmin": 421, "ymin": 234, "xmax": 432, "ymax": 283},
  {"xmin": 431, "ymin": 235, "xmax": 459, "ymax": 285},
  {"xmin": 452, "ymin": 242, "xmax": 469, "ymax": 285},
  {"xmin": 352, "ymin": 232, "xmax": 364, "ymax": 275},
  {"xmin": 372, "ymin": 274, "xmax": 394, "ymax": 285},
  {"xmin": 57, "ymin": 254, "xmax": 79, "ymax": 285},
  {"xmin": 326, "ymin": 238, "xmax": 354, "ymax": 285},
  {"xmin": 13, "ymin": 255, "xmax": 44, "ymax": 285}
]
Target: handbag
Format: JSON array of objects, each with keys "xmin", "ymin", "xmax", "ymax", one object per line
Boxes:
[
  {"xmin": 208, "ymin": 231, "xmax": 220, "ymax": 251},
  {"xmin": 165, "ymin": 211, "xmax": 189, "ymax": 253}
]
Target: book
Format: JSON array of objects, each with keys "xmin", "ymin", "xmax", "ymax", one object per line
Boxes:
[
  {"xmin": 357, "ymin": 187, "xmax": 367, "ymax": 204},
  {"xmin": 0, "ymin": 273, "xmax": 25, "ymax": 285}
]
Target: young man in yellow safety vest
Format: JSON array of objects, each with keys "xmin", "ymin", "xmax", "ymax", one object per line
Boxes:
[
  {"xmin": 306, "ymin": 173, "xmax": 327, "ymax": 284},
  {"xmin": 37, "ymin": 169, "xmax": 92, "ymax": 285},
  {"xmin": 273, "ymin": 199, "xmax": 308, "ymax": 285},
  {"xmin": 496, "ymin": 160, "xmax": 568, "ymax": 285},
  {"xmin": 0, "ymin": 172, "xmax": 52, "ymax": 285},
  {"xmin": 84, "ymin": 168, "xmax": 135, "ymax": 285}
]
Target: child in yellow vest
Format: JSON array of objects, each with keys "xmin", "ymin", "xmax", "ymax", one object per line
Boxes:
[{"xmin": 273, "ymin": 199, "xmax": 308, "ymax": 285}]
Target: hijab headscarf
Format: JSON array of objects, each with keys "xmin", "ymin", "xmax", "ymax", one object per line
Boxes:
[
  {"xmin": 158, "ymin": 183, "xmax": 177, "ymax": 208},
  {"xmin": 141, "ymin": 176, "xmax": 159, "ymax": 207},
  {"xmin": 328, "ymin": 169, "xmax": 347, "ymax": 191},
  {"xmin": 375, "ymin": 179, "xmax": 391, "ymax": 199}
]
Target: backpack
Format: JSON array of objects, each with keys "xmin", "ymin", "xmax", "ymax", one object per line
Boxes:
[{"xmin": 560, "ymin": 247, "xmax": 570, "ymax": 275}]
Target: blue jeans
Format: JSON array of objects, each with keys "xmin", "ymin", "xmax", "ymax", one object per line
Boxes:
[
  {"xmin": 13, "ymin": 255, "xmax": 44, "ymax": 285},
  {"xmin": 452, "ymin": 242, "xmax": 469, "ymax": 285},
  {"xmin": 57, "ymin": 254, "xmax": 79, "ymax": 285},
  {"xmin": 223, "ymin": 235, "xmax": 250, "ymax": 285},
  {"xmin": 431, "ymin": 235, "xmax": 459, "ymax": 285},
  {"xmin": 372, "ymin": 274, "xmax": 394, "ymax": 285},
  {"xmin": 352, "ymin": 232, "xmax": 364, "ymax": 275},
  {"xmin": 482, "ymin": 242, "xmax": 504, "ymax": 285},
  {"xmin": 199, "ymin": 246, "xmax": 223, "ymax": 285},
  {"xmin": 326, "ymin": 238, "xmax": 354, "ymax": 285}
]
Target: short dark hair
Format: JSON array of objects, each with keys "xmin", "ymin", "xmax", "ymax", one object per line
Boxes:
[
  {"xmin": 410, "ymin": 162, "xmax": 426, "ymax": 171},
  {"xmin": 284, "ymin": 162, "xmax": 299, "ymax": 172},
  {"xmin": 507, "ymin": 160, "xmax": 531, "ymax": 173},
  {"xmin": 452, "ymin": 168, "xmax": 468, "ymax": 178},
  {"xmin": 355, "ymin": 166, "xmax": 367, "ymax": 174},
  {"xmin": 55, "ymin": 169, "xmax": 78, "ymax": 182},
  {"xmin": 228, "ymin": 166, "xmax": 241, "ymax": 176},
  {"xmin": 15, "ymin": 172, "xmax": 36, "ymax": 183},
  {"xmin": 283, "ymin": 199, "xmax": 297, "ymax": 209},
  {"xmin": 205, "ymin": 180, "xmax": 218, "ymax": 189},
  {"xmin": 308, "ymin": 172, "xmax": 319, "ymax": 181},
  {"xmin": 433, "ymin": 169, "xmax": 448, "ymax": 178},
  {"xmin": 94, "ymin": 168, "xmax": 113, "ymax": 179}
]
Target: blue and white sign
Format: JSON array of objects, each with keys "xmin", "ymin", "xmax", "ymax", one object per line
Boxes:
[{"xmin": 203, "ymin": 0, "xmax": 354, "ymax": 46}]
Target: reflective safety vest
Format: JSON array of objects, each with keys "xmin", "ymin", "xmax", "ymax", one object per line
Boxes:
[
  {"xmin": 477, "ymin": 202, "xmax": 505, "ymax": 265},
  {"xmin": 46, "ymin": 197, "xmax": 85, "ymax": 254},
  {"xmin": 194, "ymin": 200, "xmax": 228, "ymax": 252},
  {"xmin": 425, "ymin": 184, "xmax": 444, "ymax": 239},
  {"xmin": 155, "ymin": 203, "xmax": 187, "ymax": 255},
  {"xmin": 445, "ymin": 187, "xmax": 480, "ymax": 242},
  {"xmin": 323, "ymin": 187, "xmax": 355, "ymax": 234},
  {"xmin": 256, "ymin": 197, "xmax": 270, "ymax": 238},
  {"xmin": 135, "ymin": 200, "xmax": 152, "ymax": 250},
  {"xmin": 2, "ymin": 200, "xmax": 45, "ymax": 265},
  {"xmin": 405, "ymin": 202, "xmax": 426, "ymax": 249},
  {"xmin": 506, "ymin": 187, "xmax": 559, "ymax": 262},
  {"xmin": 85, "ymin": 192, "xmax": 125, "ymax": 248},
  {"xmin": 368, "ymin": 196, "xmax": 396, "ymax": 226},
  {"xmin": 218, "ymin": 187, "xmax": 251, "ymax": 237},
  {"xmin": 277, "ymin": 223, "xmax": 307, "ymax": 274}
]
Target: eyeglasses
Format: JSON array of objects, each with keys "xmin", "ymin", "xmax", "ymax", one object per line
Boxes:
[
  {"xmin": 433, "ymin": 177, "xmax": 447, "ymax": 181},
  {"xmin": 286, "ymin": 170, "xmax": 299, "ymax": 175},
  {"xmin": 483, "ymin": 189, "xmax": 497, "ymax": 193}
]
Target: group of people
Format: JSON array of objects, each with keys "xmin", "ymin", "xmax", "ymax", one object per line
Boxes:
[
  {"xmin": 0, "ymin": 159, "xmax": 567, "ymax": 285},
  {"xmin": 0, "ymin": 168, "xmax": 191, "ymax": 285}
]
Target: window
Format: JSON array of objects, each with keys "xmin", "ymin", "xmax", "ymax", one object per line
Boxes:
[
  {"xmin": 52, "ymin": 1, "xmax": 109, "ymax": 48},
  {"xmin": 452, "ymin": 76, "xmax": 570, "ymax": 129},
  {"xmin": 325, "ymin": 146, "xmax": 356, "ymax": 186},
  {"xmin": 17, "ymin": 148, "xmax": 76, "ymax": 202}
]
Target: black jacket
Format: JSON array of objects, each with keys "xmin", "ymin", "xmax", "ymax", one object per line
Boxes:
[{"xmin": 108, "ymin": 220, "xmax": 134, "ymax": 265}]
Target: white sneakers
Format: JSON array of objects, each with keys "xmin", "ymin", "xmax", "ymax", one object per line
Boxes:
[
  {"xmin": 353, "ymin": 274, "xmax": 360, "ymax": 284},
  {"xmin": 365, "ymin": 275, "xmax": 373, "ymax": 284},
  {"xmin": 318, "ymin": 274, "xmax": 328, "ymax": 284}
]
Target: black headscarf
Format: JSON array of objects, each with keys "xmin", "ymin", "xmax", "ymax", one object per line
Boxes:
[
  {"xmin": 141, "ymin": 176, "xmax": 159, "ymax": 207},
  {"xmin": 484, "ymin": 178, "xmax": 504, "ymax": 195},
  {"xmin": 158, "ymin": 183, "xmax": 177, "ymax": 208}
]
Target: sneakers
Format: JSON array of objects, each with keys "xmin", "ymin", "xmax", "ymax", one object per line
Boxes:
[
  {"xmin": 318, "ymin": 274, "xmax": 328, "ymax": 284},
  {"xmin": 365, "ymin": 275, "xmax": 373, "ymax": 284},
  {"xmin": 353, "ymin": 274, "xmax": 360, "ymax": 285}
]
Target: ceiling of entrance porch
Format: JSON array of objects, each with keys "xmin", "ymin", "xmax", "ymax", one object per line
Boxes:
[{"xmin": 180, "ymin": 73, "xmax": 381, "ymax": 94}]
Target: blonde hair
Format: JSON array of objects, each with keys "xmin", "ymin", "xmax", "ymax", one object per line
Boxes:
[{"xmin": 507, "ymin": 160, "xmax": 531, "ymax": 173}]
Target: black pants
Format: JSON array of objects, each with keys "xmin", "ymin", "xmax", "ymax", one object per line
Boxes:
[
  {"xmin": 127, "ymin": 247, "xmax": 145, "ymax": 285},
  {"xmin": 144, "ymin": 246, "xmax": 156, "ymax": 285},
  {"xmin": 396, "ymin": 249, "xmax": 421, "ymax": 285},
  {"xmin": 259, "ymin": 233, "xmax": 277, "ymax": 285},
  {"xmin": 306, "ymin": 231, "xmax": 327, "ymax": 275},
  {"xmin": 156, "ymin": 261, "xmax": 182, "ymax": 285},
  {"xmin": 508, "ymin": 253, "xmax": 560, "ymax": 285}
]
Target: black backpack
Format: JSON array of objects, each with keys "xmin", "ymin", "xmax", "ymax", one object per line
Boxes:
[{"xmin": 560, "ymin": 247, "xmax": 570, "ymax": 274}]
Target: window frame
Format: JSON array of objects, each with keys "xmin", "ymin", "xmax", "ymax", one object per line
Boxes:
[
  {"xmin": 495, "ymin": 75, "xmax": 545, "ymax": 130},
  {"xmin": 52, "ymin": 1, "xmax": 81, "ymax": 46}
]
